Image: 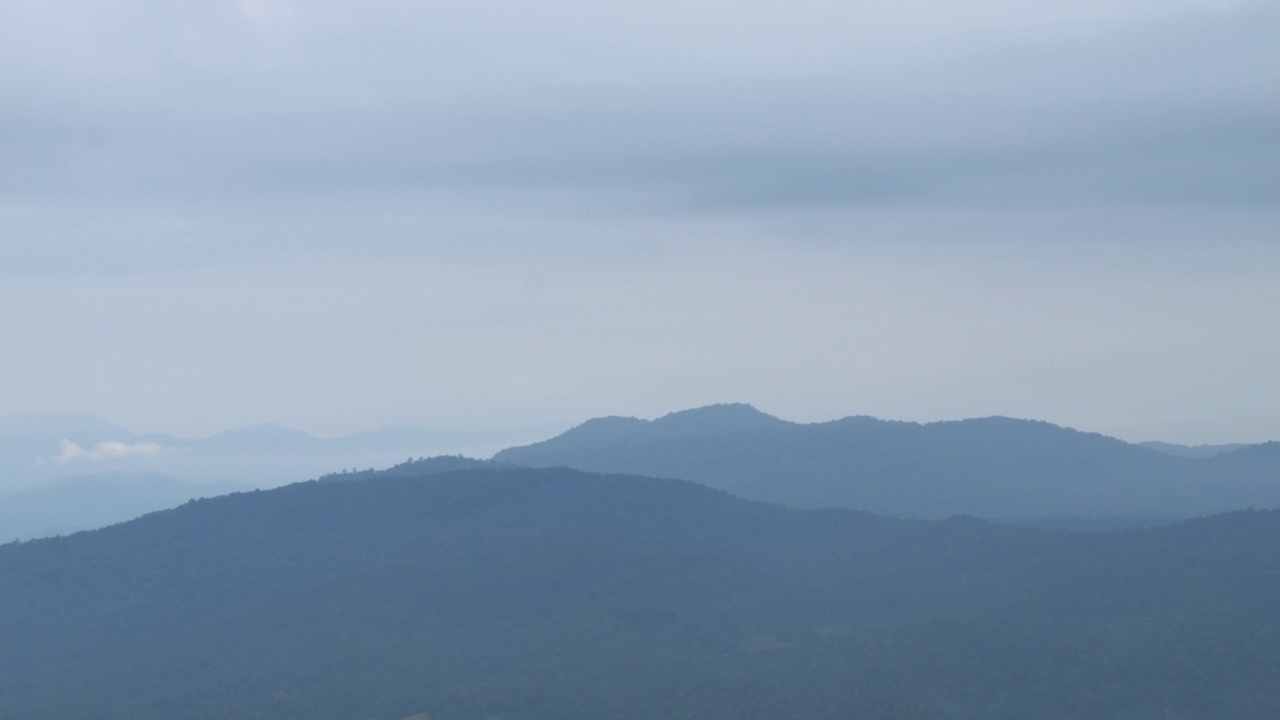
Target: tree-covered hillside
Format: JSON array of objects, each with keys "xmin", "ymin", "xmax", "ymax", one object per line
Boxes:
[{"xmin": 1, "ymin": 466, "xmax": 1279, "ymax": 719}]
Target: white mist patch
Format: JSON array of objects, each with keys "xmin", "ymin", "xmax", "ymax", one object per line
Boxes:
[
  {"xmin": 51, "ymin": 439, "xmax": 168, "ymax": 464},
  {"xmin": 90, "ymin": 440, "xmax": 164, "ymax": 459},
  {"xmin": 52, "ymin": 439, "xmax": 86, "ymax": 464}
]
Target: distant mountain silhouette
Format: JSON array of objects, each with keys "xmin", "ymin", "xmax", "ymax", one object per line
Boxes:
[
  {"xmin": 1, "ymin": 466, "xmax": 1278, "ymax": 719},
  {"xmin": 0, "ymin": 412, "xmax": 142, "ymax": 441},
  {"xmin": 1139, "ymin": 440, "xmax": 1250, "ymax": 458},
  {"xmin": 0, "ymin": 413, "xmax": 539, "ymax": 491},
  {"xmin": 0, "ymin": 472, "xmax": 249, "ymax": 541},
  {"xmin": 199, "ymin": 422, "xmax": 325, "ymax": 453},
  {"xmin": 494, "ymin": 404, "xmax": 1280, "ymax": 518}
]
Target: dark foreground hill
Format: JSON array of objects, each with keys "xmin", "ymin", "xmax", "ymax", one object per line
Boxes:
[
  {"xmin": 2, "ymin": 466, "xmax": 1279, "ymax": 720},
  {"xmin": 494, "ymin": 404, "xmax": 1280, "ymax": 518}
]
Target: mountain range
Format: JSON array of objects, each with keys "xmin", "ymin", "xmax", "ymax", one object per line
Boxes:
[
  {"xmin": 2, "ymin": 465, "xmax": 1278, "ymax": 719},
  {"xmin": 6, "ymin": 405, "xmax": 1279, "ymax": 540},
  {"xmin": 495, "ymin": 404, "xmax": 1280, "ymax": 519}
]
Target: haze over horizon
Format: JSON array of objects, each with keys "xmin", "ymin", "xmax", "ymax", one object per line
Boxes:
[
  {"xmin": 3, "ymin": 0, "xmax": 1277, "ymax": 445},
  {"xmin": 2, "ymin": 404, "xmax": 1273, "ymax": 455}
]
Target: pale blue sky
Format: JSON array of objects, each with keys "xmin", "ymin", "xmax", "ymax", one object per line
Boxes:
[{"xmin": 1, "ymin": 0, "xmax": 1277, "ymax": 443}]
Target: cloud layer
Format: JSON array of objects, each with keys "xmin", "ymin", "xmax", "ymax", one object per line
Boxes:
[
  {"xmin": 3, "ymin": 1, "xmax": 1275, "ymax": 213},
  {"xmin": 1, "ymin": 1, "xmax": 1277, "ymax": 444}
]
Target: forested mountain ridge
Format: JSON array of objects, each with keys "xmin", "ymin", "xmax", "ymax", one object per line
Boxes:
[
  {"xmin": 494, "ymin": 404, "xmax": 1280, "ymax": 518},
  {"xmin": 1, "ymin": 466, "xmax": 1279, "ymax": 719}
]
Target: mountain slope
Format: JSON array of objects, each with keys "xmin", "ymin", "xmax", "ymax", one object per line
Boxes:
[
  {"xmin": 494, "ymin": 404, "xmax": 1280, "ymax": 518},
  {"xmin": 1, "ymin": 466, "xmax": 1279, "ymax": 719}
]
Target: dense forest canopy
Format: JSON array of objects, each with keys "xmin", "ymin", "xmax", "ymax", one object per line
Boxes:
[{"xmin": 2, "ymin": 466, "xmax": 1278, "ymax": 719}]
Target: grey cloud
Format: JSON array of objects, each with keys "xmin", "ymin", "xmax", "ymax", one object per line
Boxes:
[
  {"xmin": 15, "ymin": 99, "xmax": 1275, "ymax": 213},
  {"xmin": 3, "ymin": 1, "xmax": 1274, "ymax": 214},
  {"xmin": 3, "ymin": 0, "xmax": 1279, "ymax": 443}
]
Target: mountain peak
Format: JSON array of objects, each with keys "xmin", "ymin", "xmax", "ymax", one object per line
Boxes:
[
  {"xmin": 494, "ymin": 406, "xmax": 1280, "ymax": 519},
  {"xmin": 651, "ymin": 403, "xmax": 781, "ymax": 433},
  {"xmin": 201, "ymin": 423, "xmax": 319, "ymax": 452}
]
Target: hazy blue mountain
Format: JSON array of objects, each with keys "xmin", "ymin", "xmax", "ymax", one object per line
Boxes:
[
  {"xmin": 494, "ymin": 404, "xmax": 1280, "ymax": 519},
  {"xmin": 0, "ymin": 472, "xmax": 249, "ymax": 541},
  {"xmin": 1139, "ymin": 440, "xmax": 1251, "ymax": 458},
  {"xmin": 199, "ymin": 422, "xmax": 325, "ymax": 453},
  {"xmin": 0, "ymin": 412, "xmax": 140, "ymax": 441},
  {"xmin": 0, "ymin": 413, "xmax": 183, "ymax": 494},
  {"xmin": 1, "ymin": 466, "xmax": 1277, "ymax": 719},
  {"xmin": 0, "ymin": 413, "xmax": 540, "ymax": 492}
]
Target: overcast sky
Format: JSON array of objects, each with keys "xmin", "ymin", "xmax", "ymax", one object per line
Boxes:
[{"xmin": 2, "ymin": 0, "xmax": 1277, "ymax": 444}]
